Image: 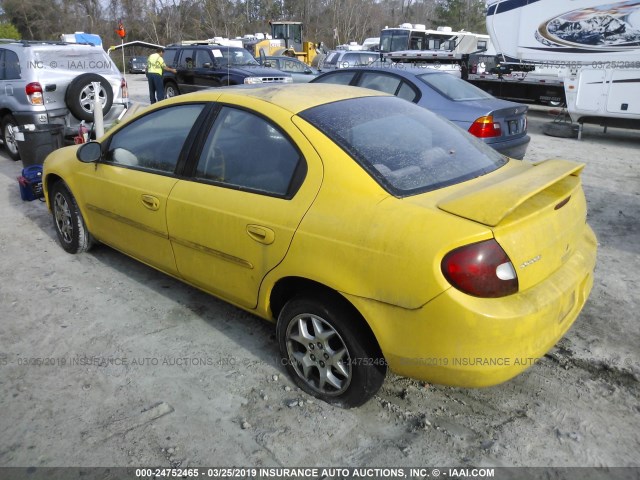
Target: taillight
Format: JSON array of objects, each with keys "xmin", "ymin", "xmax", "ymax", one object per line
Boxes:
[
  {"xmin": 441, "ymin": 239, "xmax": 518, "ymax": 298},
  {"xmin": 468, "ymin": 116, "xmax": 501, "ymax": 138},
  {"xmin": 26, "ymin": 82, "xmax": 43, "ymax": 105}
]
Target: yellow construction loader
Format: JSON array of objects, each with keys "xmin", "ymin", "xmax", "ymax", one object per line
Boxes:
[{"xmin": 249, "ymin": 21, "xmax": 322, "ymax": 66}]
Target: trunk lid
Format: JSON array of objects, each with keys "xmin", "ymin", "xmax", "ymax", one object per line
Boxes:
[
  {"xmin": 438, "ymin": 159, "xmax": 588, "ymax": 291},
  {"xmin": 490, "ymin": 104, "xmax": 528, "ymax": 139}
]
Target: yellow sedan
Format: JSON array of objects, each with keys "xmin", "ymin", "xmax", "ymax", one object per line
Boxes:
[{"xmin": 43, "ymin": 84, "xmax": 597, "ymax": 408}]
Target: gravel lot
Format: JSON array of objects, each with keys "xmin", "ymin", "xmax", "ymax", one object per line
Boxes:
[{"xmin": 1, "ymin": 75, "xmax": 639, "ymax": 472}]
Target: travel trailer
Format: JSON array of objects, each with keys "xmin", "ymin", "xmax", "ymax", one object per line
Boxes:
[{"xmin": 485, "ymin": 0, "xmax": 640, "ymax": 129}]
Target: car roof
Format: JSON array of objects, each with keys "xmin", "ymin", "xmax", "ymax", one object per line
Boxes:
[
  {"xmin": 162, "ymin": 83, "xmax": 387, "ymax": 114},
  {"xmin": 317, "ymin": 66, "xmax": 446, "ymax": 80}
]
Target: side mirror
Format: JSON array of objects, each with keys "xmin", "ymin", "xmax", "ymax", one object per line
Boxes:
[
  {"xmin": 202, "ymin": 62, "xmax": 212, "ymax": 68},
  {"xmin": 76, "ymin": 141, "xmax": 102, "ymax": 163},
  {"xmin": 305, "ymin": 69, "xmax": 312, "ymax": 74}
]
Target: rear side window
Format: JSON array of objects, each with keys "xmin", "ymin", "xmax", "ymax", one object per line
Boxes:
[
  {"xmin": 418, "ymin": 72, "xmax": 493, "ymax": 101},
  {"xmin": 164, "ymin": 49, "xmax": 177, "ymax": 66},
  {"xmin": 341, "ymin": 53, "xmax": 367, "ymax": 67},
  {"xmin": 359, "ymin": 72, "xmax": 402, "ymax": 95},
  {"xmin": 0, "ymin": 50, "xmax": 21, "ymax": 80},
  {"xmin": 195, "ymin": 107, "xmax": 303, "ymax": 197},
  {"xmin": 314, "ymin": 71, "xmax": 356, "ymax": 85},
  {"xmin": 300, "ymin": 96, "xmax": 506, "ymax": 196},
  {"xmin": 322, "ymin": 52, "xmax": 340, "ymax": 67},
  {"xmin": 359, "ymin": 53, "xmax": 380, "ymax": 65},
  {"xmin": 397, "ymin": 82, "xmax": 418, "ymax": 101}
]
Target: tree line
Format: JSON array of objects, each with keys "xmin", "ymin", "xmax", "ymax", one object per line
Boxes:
[{"xmin": 0, "ymin": 0, "xmax": 486, "ymax": 49}]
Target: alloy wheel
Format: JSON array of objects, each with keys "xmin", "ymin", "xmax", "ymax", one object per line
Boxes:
[
  {"xmin": 285, "ymin": 313, "xmax": 352, "ymax": 396},
  {"xmin": 54, "ymin": 192, "xmax": 73, "ymax": 244}
]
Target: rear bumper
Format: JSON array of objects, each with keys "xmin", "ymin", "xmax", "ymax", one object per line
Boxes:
[
  {"xmin": 488, "ymin": 134, "xmax": 531, "ymax": 160},
  {"xmin": 346, "ymin": 224, "xmax": 597, "ymax": 387},
  {"xmin": 15, "ymin": 104, "xmax": 126, "ymax": 139}
]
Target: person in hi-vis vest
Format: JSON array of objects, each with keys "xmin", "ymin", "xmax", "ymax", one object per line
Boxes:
[{"xmin": 146, "ymin": 47, "xmax": 177, "ymax": 104}]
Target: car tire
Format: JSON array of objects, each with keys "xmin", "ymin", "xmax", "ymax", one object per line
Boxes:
[
  {"xmin": 165, "ymin": 81, "xmax": 179, "ymax": 98},
  {"xmin": 276, "ymin": 293, "xmax": 386, "ymax": 408},
  {"xmin": 65, "ymin": 73, "xmax": 114, "ymax": 122},
  {"xmin": 1, "ymin": 114, "xmax": 20, "ymax": 161},
  {"xmin": 543, "ymin": 122, "xmax": 579, "ymax": 139},
  {"xmin": 51, "ymin": 181, "xmax": 94, "ymax": 254}
]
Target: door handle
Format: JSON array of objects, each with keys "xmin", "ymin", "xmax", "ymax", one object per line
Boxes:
[
  {"xmin": 141, "ymin": 194, "xmax": 160, "ymax": 211},
  {"xmin": 246, "ymin": 224, "xmax": 275, "ymax": 245}
]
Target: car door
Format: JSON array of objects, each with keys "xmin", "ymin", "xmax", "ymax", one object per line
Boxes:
[
  {"xmin": 79, "ymin": 103, "xmax": 207, "ymax": 274},
  {"xmin": 166, "ymin": 104, "xmax": 323, "ymax": 309},
  {"xmin": 175, "ymin": 49, "xmax": 197, "ymax": 93},
  {"xmin": 192, "ymin": 49, "xmax": 220, "ymax": 90}
]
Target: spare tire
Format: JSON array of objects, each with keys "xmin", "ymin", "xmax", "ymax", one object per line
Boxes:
[
  {"xmin": 543, "ymin": 122, "xmax": 579, "ymax": 139},
  {"xmin": 65, "ymin": 73, "xmax": 114, "ymax": 122}
]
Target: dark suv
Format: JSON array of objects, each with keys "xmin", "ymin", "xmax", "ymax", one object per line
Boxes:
[{"xmin": 163, "ymin": 44, "xmax": 291, "ymax": 96}]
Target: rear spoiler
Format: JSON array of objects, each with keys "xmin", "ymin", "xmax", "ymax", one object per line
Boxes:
[{"xmin": 438, "ymin": 159, "xmax": 585, "ymax": 226}]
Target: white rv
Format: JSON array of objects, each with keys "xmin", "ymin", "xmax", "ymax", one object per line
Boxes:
[
  {"xmin": 486, "ymin": 0, "xmax": 640, "ymax": 129},
  {"xmin": 379, "ymin": 24, "xmax": 492, "ymax": 55}
]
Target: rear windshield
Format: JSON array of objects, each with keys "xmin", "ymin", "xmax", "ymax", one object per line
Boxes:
[
  {"xmin": 417, "ymin": 72, "xmax": 493, "ymax": 101},
  {"xmin": 299, "ymin": 96, "xmax": 506, "ymax": 196}
]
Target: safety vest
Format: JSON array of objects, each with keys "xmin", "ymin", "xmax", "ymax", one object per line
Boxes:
[{"xmin": 147, "ymin": 53, "xmax": 165, "ymax": 75}]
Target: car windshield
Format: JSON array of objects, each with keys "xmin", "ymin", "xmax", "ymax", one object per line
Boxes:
[
  {"xmin": 299, "ymin": 96, "xmax": 506, "ymax": 196},
  {"xmin": 417, "ymin": 72, "xmax": 493, "ymax": 101},
  {"xmin": 213, "ymin": 48, "xmax": 259, "ymax": 66}
]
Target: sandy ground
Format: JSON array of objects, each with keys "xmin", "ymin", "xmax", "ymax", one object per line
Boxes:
[{"xmin": 1, "ymin": 75, "xmax": 639, "ymax": 472}]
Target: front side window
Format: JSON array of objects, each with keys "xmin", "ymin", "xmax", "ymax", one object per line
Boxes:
[
  {"xmin": 106, "ymin": 104, "xmax": 205, "ymax": 173},
  {"xmin": 195, "ymin": 107, "xmax": 303, "ymax": 196},
  {"xmin": 195, "ymin": 49, "xmax": 212, "ymax": 68},
  {"xmin": 300, "ymin": 96, "xmax": 506, "ymax": 196},
  {"xmin": 163, "ymin": 49, "xmax": 176, "ymax": 66}
]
